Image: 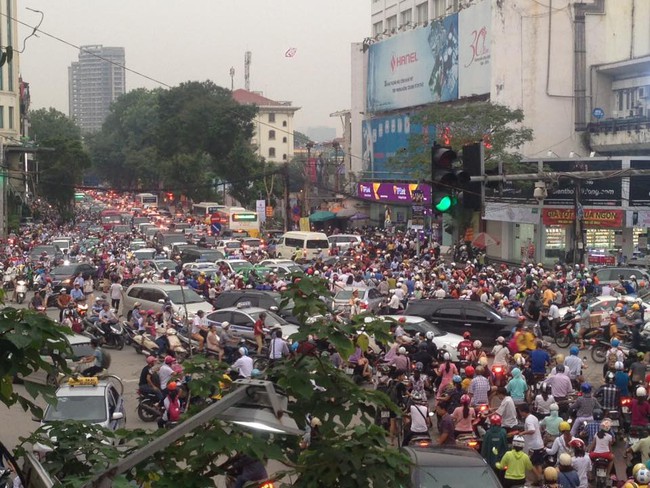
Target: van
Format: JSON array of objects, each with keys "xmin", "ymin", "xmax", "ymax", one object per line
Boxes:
[
  {"xmin": 180, "ymin": 247, "xmax": 225, "ymax": 264},
  {"xmin": 328, "ymin": 234, "xmax": 362, "ymax": 251},
  {"xmin": 275, "ymin": 231, "xmax": 330, "ymax": 260}
]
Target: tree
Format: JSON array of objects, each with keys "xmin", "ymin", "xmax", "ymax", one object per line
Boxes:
[
  {"xmin": 22, "ymin": 277, "xmax": 411, "ymax": 487},
  {"xmin": 29, "ymin": 108, "xmax": 90, "ymax": 217},
  {"xmin": 391, "ymin": 101, "xmax": 534, "ymax": 178}
]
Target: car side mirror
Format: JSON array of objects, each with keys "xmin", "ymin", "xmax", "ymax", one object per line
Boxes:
[
  {"xmin": 111, "ymin": 412, "xmax": 124, "ymax": 421},
  {"xmin": 269, "ymin": 306, "xmax": 279, "ymax": 312},
  {"xmin": 158, "ymin": 299, "xmax": 165, "ymax": 304}
]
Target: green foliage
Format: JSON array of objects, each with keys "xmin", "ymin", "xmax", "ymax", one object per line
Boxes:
[
  {"xmin": 392, "ymin": 101, "xmax": 534, "ymax": 177},
  {"xmin": 29, "ymin": 109, "xmax": 90, "ymax": 215},
  {"xmin": 0, "ymin": 305, "xmax": 73, "ymax": 416},
  {"xmin": 17, "ymin": 276, "xmax": 411, "ymax": 487}
]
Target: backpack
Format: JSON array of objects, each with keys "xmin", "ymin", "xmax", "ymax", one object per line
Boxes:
[
  {"xmin": 607, "ymin": 350, "xmax": 618, "ymax": 369},
  {"xmin": 167, "ymin": 396, "xmax": 181, "ymax": 422}
]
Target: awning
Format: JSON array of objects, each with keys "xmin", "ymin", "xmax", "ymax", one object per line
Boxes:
[{"xmin": 309, "ymin": 211, "xmax": 337, "ymax": 222}]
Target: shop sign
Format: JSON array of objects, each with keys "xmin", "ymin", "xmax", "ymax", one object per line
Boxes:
[
  {"xmin": 629, "ymin": 160, "xmax": 650, "ymax": 207},
  {"xmin": 542, "ymin": 208, "xmax": 623, "ymax": 228},
  {"xmin": 357, "ymin": 182, "xmax": 431, "ymax": 204}
]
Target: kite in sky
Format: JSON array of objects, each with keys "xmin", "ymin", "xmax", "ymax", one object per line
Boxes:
[{"xmin": 285, "ymin": 48, "xmax": 297, "ymax": 57}]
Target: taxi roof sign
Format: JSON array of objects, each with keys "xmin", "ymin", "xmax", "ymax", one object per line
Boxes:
[{"xmin": 67, "ymin": 376, "xmax": 99, "ymax": 387}]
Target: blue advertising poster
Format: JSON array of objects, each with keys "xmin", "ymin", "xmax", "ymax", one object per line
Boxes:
[
  {"xmin": 361, "ymin": 113, "xmax": 435, "ymax": 179},
  {"xmin": 367, "ymin": 14, "xmax": 459, "ymax": 112}
]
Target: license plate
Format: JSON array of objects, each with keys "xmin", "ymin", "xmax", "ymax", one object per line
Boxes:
[
  {"xmin": 381, "ymin": 411, "xmax": 390, "ymax": 418},
  {"xmin": 597, "ymin": 469, "xmax": 607, "ymax": 477}
]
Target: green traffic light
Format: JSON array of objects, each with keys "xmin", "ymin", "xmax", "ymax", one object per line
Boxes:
[{"xmin": 435, "ymin": 195, "xmax": 453, "ymax": 212}]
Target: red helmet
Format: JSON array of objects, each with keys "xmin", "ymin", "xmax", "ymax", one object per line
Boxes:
[
  {"xmin": 463, "ymin": 331, "xmax": 472, "ymax": 339},
  {"xmin": 167, "ymin": 381, "xmax": 177, "ymax": 391},
  {"xmin": 460, "ymin": 394, "xmax": 471, "ymax": 405},
  {"xmin": 489, "ymin": 413, "xmax": 502, "ymax": 426},
  {"xmin": 465, "ymin": 365, "xmax": 475, "ymax": 377}
]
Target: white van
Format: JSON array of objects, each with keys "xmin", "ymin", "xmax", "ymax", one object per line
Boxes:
[{"xmin": 276, "ymin": 231, "xmax": 330, "ymax": 260}]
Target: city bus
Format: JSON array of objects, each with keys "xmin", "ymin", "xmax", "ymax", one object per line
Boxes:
[
  {"xmin": 136, "ymin": 193, "xmax": 158, "ymax": 208},
  {"xmin": 211, "ymin": 207, "xmax": 260, "ymax": 238},
  {"xmin": 192, "ymin": 202, "xmax": 225, "ymax": 222},
  {"xmin": 100, "ymin": 209, "xmax": 122, "ymax": 230}
]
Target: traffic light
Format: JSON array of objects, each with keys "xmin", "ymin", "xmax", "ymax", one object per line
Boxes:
[
  {"xmin": 431, "ymin": 143, "xmax": 469, "ymax": 213},
  {"xmin": 461, "ymin": 143, "xmax": 482, "ymax": 210}
]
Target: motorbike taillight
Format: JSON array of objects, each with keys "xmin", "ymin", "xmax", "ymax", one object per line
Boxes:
[
  {"xmin": 259, "ymin": 483, "xmax": 274, "ymax": 488},
  {"xmin": 467, "ymin": 440, "xmax": 479, "ymax": 448},
  {"xmin": 621, "ymin": 397, "xmax": 632, "ymax": 407},
  {"xmin": 492, "ymin": 366, "xmax": 503, "ymax": 374}
]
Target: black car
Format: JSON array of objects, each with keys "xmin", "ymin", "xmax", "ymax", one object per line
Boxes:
[
  {"xmin": 50, "ymin": 263, "xmax": 98, "ymax": 289},
  {"xmin": 405, "ymin": 299, "xmax": 515, "ymax": 345},
  {"xmin": 213, "ymin": 290, "xmax": 299, "ymax": 325},
  {"xmin": 402, "ymin": 445, "xmax": 502, "ymax": 487}
]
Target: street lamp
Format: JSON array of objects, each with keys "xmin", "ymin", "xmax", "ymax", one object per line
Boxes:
[{"xmin": 22, "ymin": 380, "xmax": 303, "ymax": 488}]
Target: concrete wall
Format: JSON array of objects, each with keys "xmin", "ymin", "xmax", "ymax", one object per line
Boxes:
[{"xmin": 253, "ymin": 109, "xmax": 296, "ymax": 164}]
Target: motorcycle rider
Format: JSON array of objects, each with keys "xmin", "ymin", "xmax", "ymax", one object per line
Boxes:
[
  {"xmin": 457, "ymin": 331, "xmax": 473, "ymax": 362},
  {"xmin": 588, "ymin": 419, "xmax": 614, "ymax": 478},
  {"xmin": 98, "ymin": 302, "xmax": 119, "ymax": 336},
  {"xmin": 231, "ymin": 347, "xmax": 254, "ymax": 379},
  {"xmin": 545, "ymin": 421, "xmax": 576, "ymax": 461},
  {"xmin": 70, "ymin": 282, "xmax": 85, "ymax": 302},
  {"xmin": 157, "ymin": 380, "xmax": 181, "ymax": 429},
  {"xmin": 494, "ymin": 388, "xmax": 519, "ymax": 432},
  {"xmin": 630, "ymin": 386, "xmax": 650, "ymax": 429},
  {"xmin": 56, "ymin": 288, "xmax": 72, "ymax": 322},
  {"xmin": 480, "ymin": 413, "xmax": 508, "ymax": 474},
  {"xmin": 518, "ymin": 403, "xmax": 545, "ymax": 483},
  {"xmin": 565, "ymin": 346, "xmax": 585, "ymax": 385},
  {"xmin": 491, "ymin": 336, "xmax": 510, "ymax": 367},
  {"xmin": 595, "ymin": 371, "xmax": 621, "ymax": 413},
  {"xmin": 540, "ymin": 403, "xmax": 563, "ymax": 441},
  {"xmin": 158, "ymin": 356, "xmax": 176, "ymax": 396},
  {"xmin": 28, "ymin": 290, "xmax": 45, "ymax": 311},
  {"xmin": 569, "ymin": 383, "xmax": 600, "ymax": 436},
  {"xmin": 222, "ymin": 453, "xmax": 269, "ymax": 488},
  {"xmin": 138, "ymin": 356, "xmax": 162, "ymax": 402},
  {"xmin": 403, "ymin": 391, "xmax": 431, "ymax": 446},
  {"xmin": 495, "ymin": 435, "xmax": 533, "ymax": 487},
  {"xmin": 130, "ymin": 301, "xmax": 143, "ymax": 331}
]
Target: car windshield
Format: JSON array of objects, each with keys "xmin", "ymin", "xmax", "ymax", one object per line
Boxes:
[
  {"xmin": 244, "ymin": 239, "xmax": 260, "ymax": 246},
  {"xmin": 414, "ymin": 465, "xmax": 498, "ymax": 487},
  {"xmin": 225, "ymin": 242, "xmax": 241, "ymax": 248},
  {"xmin": 154, "ymin": 260, "xmax": 176, "ymax": 270},
  {"xmin": 231, "ymin": 262, "xmax": 253, "ymax": 271},
  {"xmin": 44, "ymin": 395, "xmax": 107, "ymax": 423},
  {"xmin": 52, "ymin": 265, "xmax": 78, "ymax": 276},
  {"xmin": 335, "ymin": 290, "xmax": 365, "ymax": 301},
  {"xmin": 166, "ymin": 288, "xmax": 206, "ymax": 304}
]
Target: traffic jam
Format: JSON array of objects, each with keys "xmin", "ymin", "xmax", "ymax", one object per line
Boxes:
[{"xmin": 6, "ymin": 189, "xmax": 650, "ymax": 487}]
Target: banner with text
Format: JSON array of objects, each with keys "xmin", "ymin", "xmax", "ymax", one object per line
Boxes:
[
  {"xmin": 542, "ymin": 208, "xmax": 623, "ymax": 228},
  {"xmin": 357, "ymin": 182, "xmax": 431, "ymax": 204},
  {"xmin": 458, "ymin": 0, "xmax": 491, "ymax": 97}
]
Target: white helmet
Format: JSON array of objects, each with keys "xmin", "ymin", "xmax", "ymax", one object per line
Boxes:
[
  {"xmin": 512, "ymin": 435, "xmax": 525, "ymax": 448},
  {"xmin": 516, "ymin": 356, "xmax": 526, "ymax": 366},
  {"xmin": 637, "ymin": 386, "xmax": 647, "ymax": 398},
  {"xmin": 443, "ymin": 352, "xmax": 451, "ymax": 361},
  {"xmin": 221, "ymin": 321, "xmax": 230, "ymax": 328},
  {"xmin": 636, "ymin": 468, "xmax": 650, "ymax": 484},
  {"xmin": 398, "ymin": 346, "xmax": 406, "ymax": 354},
  {"xmin": 473, "ymin": 340, "xmax": 482, "ymax": 349},
  {"xmin": 615, "ymin": 360, "xmax": 624, "ymax": 371},
  {"xmin": 425, "ymin": 330, "xmax": 435, "ymax": 340}
]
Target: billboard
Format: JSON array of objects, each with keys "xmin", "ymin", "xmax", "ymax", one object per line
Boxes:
[
  {"xmin": 366, "ymin": 0, "xmax": 491, "ymax": 112},
  {"xmin": 357, "ymin": 182, "xmax": 431, "ymax": 204},
  {"xmin": 629, "ymin": 160, "xmax": 650, "ymax": 207},
  {"xmin": 361, "ymin": 113, "xmax": 435, "ymax": 178}
]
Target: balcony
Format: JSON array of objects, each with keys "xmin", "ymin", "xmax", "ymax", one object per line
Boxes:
[{"xmin": 588, "ymin": 116, "xmax": 650, "ymax": 154}]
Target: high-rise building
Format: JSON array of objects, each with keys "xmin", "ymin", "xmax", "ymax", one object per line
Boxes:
[{"xmin": 68, "ymin": 45, "xmax": 125, "ymax": 133}]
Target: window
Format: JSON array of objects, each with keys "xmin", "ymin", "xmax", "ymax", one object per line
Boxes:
[
  {"xmin": 373, "ymin": 21, "xmax": 383, "ymax": 36},
  {"xmin": 386, "ymin": 15, "xmax": 397, "ymax": 31},
  {"xmin": 416, "ymin": 2, "xmax": 429, "ymax": 23},
  {"xmin": 0, "ymin": 106, "xmax": 5, "ymax": 129},
  {"xmin": 268, "ymin": 130, "xmax": 276, "ymax": 140},
  {"xmin": 282, "ymin": 154, "xmax": 287, "ymax": 160},
  {"xmin": 268, "ymin": 113, "xmax": 275, "ymax": 123},
  {"xmin": 284, "ymin": 237, "xmax": 304, "ymax": 248},
  {"xmin": 282, "ymin": 120, "xmax": 287, "ymax": 127},
  {"xmin": 401, "ymin": 9, "xmax": 412, "ymax": 25},
  {"xmin": 269, "ymin": 147, "xmax": 276, "ymax": 158},
  {"xmin": 433, "ymin": 308, "xmax": 463, "ymax": 319},
  {"xmin": 8, "ymin": 106, "xmax": 12, "ymax": 129},
  {"xmin": 282, "ymin": 136, "xmax": 287, "ymax": 143},
  {"xmin": 433, "ymin": 0, "xmax": 445, "ymax": 18}
]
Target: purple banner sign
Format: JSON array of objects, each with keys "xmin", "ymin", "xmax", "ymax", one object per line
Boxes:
[{"xmin": 357, "ymin": 182, "xmax": 432, "ymax": 204}]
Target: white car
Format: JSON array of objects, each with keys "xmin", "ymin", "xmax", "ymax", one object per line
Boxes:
[
  {"xmin": 215, "ymin": 239, "xmax": 242, "ymax": 255},
  {"xmin": 258, "ymin": 259, "xmax": 295, "ymax": 267},
  {"xmin": 183, "ymin": 261, "xmax": 220, "ymax": 271},
  {"xmin": 558, "ymin": 294, "xmax": 650, "ymax": 323},
  {"xmin": 380, "ymin": 315, "xmax": 464, "ymax": 361}
]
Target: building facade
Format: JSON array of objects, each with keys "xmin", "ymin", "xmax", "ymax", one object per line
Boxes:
[
  {"xmin": 353, "ymin": 0, "xmax": 650, "ymax": 264},
  {"xmin": 232, "ymin": 89, "xmax": 299, "ymax": 164},
  {"xmin": 68, "ymin": 45, "xmax": 125, "ymax": 133}
]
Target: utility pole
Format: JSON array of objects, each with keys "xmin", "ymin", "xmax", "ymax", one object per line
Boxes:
[
  {"xmin": 304, "ymin": 142, "xmax": 314, "ymax": 217},
  {"xmin": 284, "ymin": 163, "xmax": 290, "ymax": 232}
]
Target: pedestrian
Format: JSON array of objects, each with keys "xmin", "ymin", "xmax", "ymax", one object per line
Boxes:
[
  {"xmin": 109, "ymin": 278, "xmax": 123, "ymax": 310},
  {"xmin": 253, "ymin": 312, "xmax": 266, "ymax": 355}
]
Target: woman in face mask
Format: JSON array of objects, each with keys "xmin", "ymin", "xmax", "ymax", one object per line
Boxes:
[{"xmin": 540, "ymin": 403, "xmax": 563, "ymax": 445}]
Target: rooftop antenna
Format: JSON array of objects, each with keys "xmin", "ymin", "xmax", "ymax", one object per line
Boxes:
[
  {"xmin": 229, "ymin": 67, "xmax": 235, "ymax": 91},
  {"xmin": 244, "ymin": 51, "xmax": 251, "ymax": 92}
]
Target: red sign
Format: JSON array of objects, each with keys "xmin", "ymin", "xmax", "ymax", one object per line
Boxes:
[
  {"xmin": 542, "ymin": 208, "xmax": 623, "ymax": 228},
  {"xmin": 588, "ymin": 254, "xmax": 616, "ymax": 266}
]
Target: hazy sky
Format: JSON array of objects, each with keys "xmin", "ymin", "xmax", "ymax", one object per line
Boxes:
[{"xmin": 17, "ymin": 0, "xmax": 370, "ymax": 135}]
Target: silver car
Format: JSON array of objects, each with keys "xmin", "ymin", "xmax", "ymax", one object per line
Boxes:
[
  {"xmin": 206, "ymin": 306, "xmax": 297, "ymax": 342},
  {"xmin": 332, "ymin": 287, "xmax": 385, "ymax": 314}
]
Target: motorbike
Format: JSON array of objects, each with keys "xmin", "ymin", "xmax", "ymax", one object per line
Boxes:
[
  {"xmin": 491, "ymin": 364, "xmax": 507, "ymax": 388},
  {"xmin": 136, "ymin": 389, "xmax": 162, "ymax": 422},
  {"xmin": 591, "ymin": 455, "xmax": 611, "ymax": 488},
  {"xmin": 131, "ymin": 331, "xmax": 159, "ymax": 356},
  {"xmin": 15, "ymin": 279, "xmax": 27, "ymax": 304},
  {"xmin": 84, "ymin": 320, "xmax": 125, "ymax": 350},
  {"xmin": 76, "ymin": 302, "xmax": 89, "ymax": 318}
]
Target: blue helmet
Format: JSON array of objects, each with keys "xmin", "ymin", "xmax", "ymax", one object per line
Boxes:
[
  {"xmin": 611, "ymin": 338, "xmax": 620, "ymax": 347},
  {"xmin": 580, "ymin": 382, "xmax": 592, "ymax": 394},
  {"xmin": 570, "ymin": 346, "xmax": 579, "ymax": 356},
  {"xmin": 452, "ymin": 375, "xmax": 462, "ymax": 384}
]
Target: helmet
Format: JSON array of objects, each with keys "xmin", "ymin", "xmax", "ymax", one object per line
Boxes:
[
  {"xmin": 398, "ymin": 346, "xmax": 407, "ymax": 354},
  {"xmin": 592, "ymin": 408, "xmax": 604, "ymax": 421},
  {"xmin": 559, "ymin": 421, "xmax": 571, "ymax": 432},
  {"xmin": 146, "ymin": 309, "xmax": 155, "ymax": 316},
  {"xmin": 570, "ymin": 346, "xmax": 579, "ymax": 356},
  {"xmin": 164, "ymin": 355, "xmax": 174, "ymax": 364},
  {"xmin": 425, "ymin": 330, "xmax": 435, "ymax": 340},
  {"xmin": 167, "ymin": 381, "xmax": 177, "ymax": 391},
  {"xmin": 543, "ymin": 467, "xmax": 558, "ymax": 482},
  {"xmin": 637, "ymin": 386, "xmax": 647, "ymax": 397},
  {"xmin": 615, "ymin": 360, "xmax": 624, "ymax": 371},
  {"xmin": 452, "ymin": 375, "xmax": 462, "ymax": 384},
  {"xmin": 569, "ymin": 438, "xmax": 585, "ymax": 450},
  {"xmin": 463, "ymin": 331, "xmax": 471, "ymax": 339},
  {"xmin": 637, "ymin": 469, "xmax": 650, "ymax": 484},
  {"xmin": 580, "ymin": 382, "xmax": 592, "ymax": 394},
  {"xmin": 251, "ymin": 368, "xmax": 262, "ymax": 378},
  {"xmin": 611, "ymin": 338, "xmax": 620, "ymax": 347},
  {"xmin": 415, "ymin": 361, "xmax": 424, "ymax": 371},
  {"xmin": 146, "ymin": 356, "xmax": 156, "ymax": 365},
  {"xmin": 549, "ymin": 403, "xmax": 559, "ymax": 411},
  {"xmin": 489, "ymin": 413, "xmax": 502, "ymax": 426},
  {"xmin": 478, "ymin": 356, "xmax": 488, "ymax": 367},
  {"xmin": 606, "ymin": 371, "xmax": 615, "ymax": 383},
  {"xmin": 516, "ymin": 356, "xmax": 526, "ymax": 366},
  {"xmin": 460, "ymin": 394, "xmax": 471, "ymax": 405},
  {"xmin": 496, "ymin": 336, "xmax": 505, "ymax": 343},
  {"xmin": 411, "ymin": 391, "xmax": 425, "ymax": 403},
  {"xmin": 465, "ymin": 365, "xmax": 475, "ymax": 377},
  {"xmin": 559, "ymin": 453, "xmax": 572, "ymax": 467},
  {"xmin": 222, "ymin": 321, "xmax": 230, "ymax": 328},
  {"xmin": 238, "ymin": 347, "xmax": 248, "ymax": 356},
  {"xmin": 473, "ymin": 340, "xmax": 482, "ymax": 349},
  {"xmin": 443, "ymin": 352, "xmax": 451, "ymax": 361},
  {"xmin": 512, "ymin": 435, "xmax": 525, "ymax": 448},
  {"xmin": 600, "ymin": 419, "xmax": 612, "ymax": 432},
  {"xmin": 634, "ymin": 463, "xmax": 647, "ymax": 477},
  {"xmin": 623, "ymin": 482, "xmax": 640, "ymax": 488}
]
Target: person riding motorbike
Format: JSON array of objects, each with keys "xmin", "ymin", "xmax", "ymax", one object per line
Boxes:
[{"xmin": 98, "ymin": 302, "xmax": 119, "ymax": 336}]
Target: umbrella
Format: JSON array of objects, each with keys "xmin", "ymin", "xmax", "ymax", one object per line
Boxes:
[
  {"xmin": 309, "ymin": 211, "xmax": 337, "ymax": 222},
  {"xmin": 472, "ymin": 232, "xmax": 500, "ymax": 248},
  {"xmin": 336, "ymin": 208, "xmax": 357, "ymax": 218}
]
